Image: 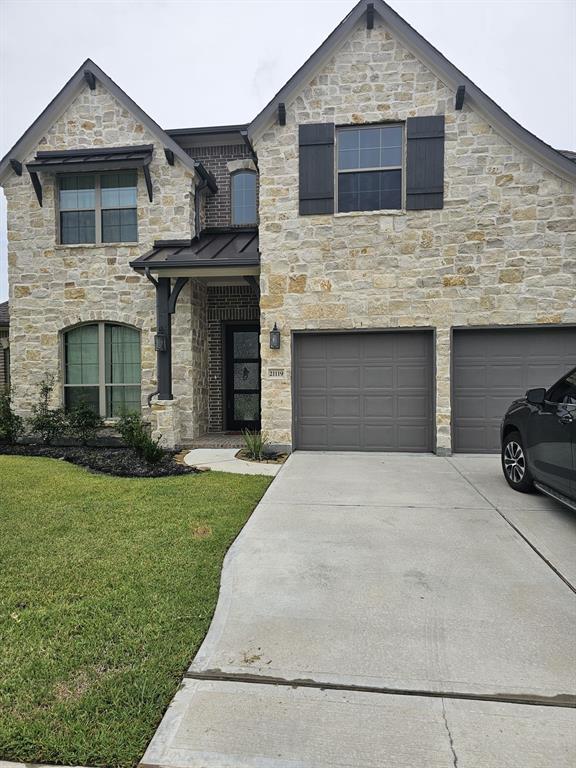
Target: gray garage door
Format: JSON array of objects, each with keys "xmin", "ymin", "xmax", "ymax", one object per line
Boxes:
[
  {"xmin": 294, "ymin": 331, "xmax": 434, "ymax": 451},
  {"xmin": 453, "ymin": 327, "xmax": 576, "ymax": 453}
]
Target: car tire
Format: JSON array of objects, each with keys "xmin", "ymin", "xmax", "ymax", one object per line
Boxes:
[{"xmin": 502, "ymin": 431, "xmax": 534, "ymax": 493}]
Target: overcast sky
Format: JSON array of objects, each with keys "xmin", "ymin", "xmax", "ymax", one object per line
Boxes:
[{"xmin": 1, "ymin": 0, "xmax": 575, "ymax": 302}]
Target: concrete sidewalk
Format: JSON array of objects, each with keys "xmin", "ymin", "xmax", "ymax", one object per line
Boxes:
[{"xmin": 142, "ymin": 453, "xmax": 576, "ymax": 767}]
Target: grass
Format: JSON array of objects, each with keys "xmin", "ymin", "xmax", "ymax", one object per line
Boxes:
[{"xmin": 0, "ymin": 456, "xmax": 271, "ymax": 768}]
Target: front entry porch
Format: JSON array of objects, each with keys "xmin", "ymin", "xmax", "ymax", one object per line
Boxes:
[{"xmin": 130, "ymin": 228, "xmax": 261, "ymax": 448}]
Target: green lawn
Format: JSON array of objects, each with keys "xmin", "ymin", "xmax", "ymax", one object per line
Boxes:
[{"xmin": 0, "ymin": 456, "xmax": 271, "ymax": 768}]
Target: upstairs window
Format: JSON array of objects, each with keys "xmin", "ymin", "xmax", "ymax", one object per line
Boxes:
[
  {"xmin": 63, "ymin": 322, "xmax": 141, "ymax": 417},
  {"xmin": 231, "ymin": 170, "xmax": 257, "ymax": 225},
  {"xmin": 337, "ymin": 125, "xmax": 403, "ymax": 212},
  {"xmin": 58, "ymin": 171, "xmax": 138, "ymax": 245}
]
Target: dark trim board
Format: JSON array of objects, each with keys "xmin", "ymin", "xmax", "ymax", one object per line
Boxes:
[{"xmin": 291, "ymin": 327, "xmax": 436, "ymax": 453}]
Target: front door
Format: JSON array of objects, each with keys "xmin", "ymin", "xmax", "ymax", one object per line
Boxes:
[{"xmin": 225, "ymin": 324, "xmax": 261, "ymax": 431}]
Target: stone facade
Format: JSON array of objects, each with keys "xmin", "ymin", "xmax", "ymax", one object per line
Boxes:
[
  {"xmin": 3, "ymin": 81, "xmax": 198, "ymax": 438},
  {"xmin": 255, "ymin": 17, "xmax": 576, "ymax": 451}
]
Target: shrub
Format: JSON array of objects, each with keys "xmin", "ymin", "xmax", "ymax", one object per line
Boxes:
[
  {"xmin": 0, "ymin": 392, "xmax": 24, "ymax": 444},
  {"xmin": 67, "ymin": 400, "xmax": 103, "ymax": 445},
  {"xmin": 117, "ymin": 412, "xmax": 164, "ymax": 464},
  {"xmin": 242, "ymin": 429, "xmax": 269, "ymax": 461},
  {"xmin": 29, "ymin": 375, "xmax": 66, "ymax": 445}
]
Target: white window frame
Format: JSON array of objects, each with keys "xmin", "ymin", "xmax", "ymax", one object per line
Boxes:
[
  {"xmin": 335, "ymin": 123, "xmax": 405, "ymax": 213},
  {"xmin": 62, "ymin": 321, "xmax": 141, "ymax": 419},
  {"xmin": 57, "ymin": 171, "xmax": 139, "ymax": 245}
]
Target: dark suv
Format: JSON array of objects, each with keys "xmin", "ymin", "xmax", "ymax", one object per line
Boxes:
[{"xmin": 501, "ymin": 367, "xmax": 576, "ymax": 509}]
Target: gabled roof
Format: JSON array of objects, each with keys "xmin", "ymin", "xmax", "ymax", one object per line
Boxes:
[
  {"xmin": 248, "ymin": 0, "xmax": 576, "ymax": 184},
  {"xmin": 0, "ymin": 301, "xmax": 9, "ymax": 326},
  {"xmin": 0, "ymin": 59, "xmax": 199, "ymax": 184}
]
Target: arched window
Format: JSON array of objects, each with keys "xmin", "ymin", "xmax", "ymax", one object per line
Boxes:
[
  {"xmin": 231, "ymin": 170, "xmax": 257, "ymax": 225},
  {"xmin": 63, "ymin": 322, "xmax": 141, "ymax": 417}
]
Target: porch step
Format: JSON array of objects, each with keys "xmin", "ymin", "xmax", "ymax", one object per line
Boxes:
[{"xmin": 187, "ymin": 433, "xmax": 245, "ymax": 450}]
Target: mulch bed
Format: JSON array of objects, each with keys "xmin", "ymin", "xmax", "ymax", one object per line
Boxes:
[
  {"xmin": 235, "ymin": 449, "xmax": 288, "ymax": 465},
  {"xmin": 0, "ymin": 444, "xmax": 197, "ymax": 478}
]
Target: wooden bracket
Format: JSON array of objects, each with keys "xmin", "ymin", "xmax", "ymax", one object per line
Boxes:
[
  {"xmin": 84, "ymin": 70, "xmax": 96, "ymax": 90},
  {"xmin": 366, "ymin": 3, "xmax": 374, "ymax": 29},
  {"xmin": 168, "ymin": 277, "xmax": 189, "ymax": 315},
  {"xmin": 143, "ymin": 164, "xmax": 153, "ymax": 201},
  {"xmin": 455, "ymin": 85, "xmax": 466, "ymax": 110}
]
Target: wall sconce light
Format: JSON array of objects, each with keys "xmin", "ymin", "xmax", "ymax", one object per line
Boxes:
[{"xmin": 269, "ymin": 323, "xmax": 281, "ymax": 350}]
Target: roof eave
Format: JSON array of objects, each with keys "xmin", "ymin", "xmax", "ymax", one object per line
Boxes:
[
  {"xmin": 130, "ymin": 258, "xmax": 260, "ymax": 270},
  {"xmin": 248, "ymin": 0, "xmax": 576, "ymax": 184}
]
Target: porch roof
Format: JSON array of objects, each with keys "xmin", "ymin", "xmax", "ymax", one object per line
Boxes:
[
  {"xmin": 130, "ymin": 227, "xmax": 259, "ymax": 273},
  {"xmin": 26, "ymin": 144, "xmax": 154, "ymax": 174}
]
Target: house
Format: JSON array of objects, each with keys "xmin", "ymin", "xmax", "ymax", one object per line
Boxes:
[
  {"xmin": 0, "ymin": 301, "xmax": 8, "ymax": 392},
  {"xmin": 0, "ymin": 0, "xmax": 574, "ymax": 454}
]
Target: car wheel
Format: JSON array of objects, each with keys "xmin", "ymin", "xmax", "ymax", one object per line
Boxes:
[{"xmin": 502, "ymin": 431, "xmax": 534, "ymax": 493}]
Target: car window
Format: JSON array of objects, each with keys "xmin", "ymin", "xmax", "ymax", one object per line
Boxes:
[{"xmin": 547, "ymin": 371, "xmax": 576, "ymax": 405}]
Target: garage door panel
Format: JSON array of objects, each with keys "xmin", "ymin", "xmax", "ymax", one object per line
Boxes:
[
  {"xmin": 298, "ymin": 423, "xmax": 328, "ymax": 449},
  {"xmin": 364, "ymin": 424, "xmax": 397, "ymax": 449},
  {"xmin": 295, "ymin": 332, "xmax": 433, "ymax": 451},
  {"xmin": 364, "ymin": 366, "xmax": 394, "ymax": 388},
  {"xmin": 298, "ymin": 335, "xmax": 326, "ymax": 360},
  {"xmin": 330, "ymin": 424, "xmax": 361, "ymax": 449},
  {"xmin": 396, "ymin": 333, "xmax": 430, "ymax": 357},
  {"xmin": 397, "ymin": 364, "xmax": 430, "ymax": 388},
  {"xmin": 454, "ymin": 364, "xmax": 487, "ymax": 388},
  {"xmin": 327, "ymin": 335, "xmax": 362, "ymax": 359},
  {"xmin": 332, "ymin": 396, "xmax": 361, "ymax": 417},
  {"xmin": 397, "ymin": 424, "xmax": 432, "ymax": 451},
  {"xmin": 299, "ymin": 367, "xmax": 327, "ymax": 388},
  {"xmin": 331, "ymin": 366, "xmax": 361, "ymax": 388},
  {"xmin": 300, "ymin": 396, "xmax": 328, "ymax": 418},
  {"xmin": 397, "ymin": 394, "xmax": 429, "ymax": 418},
  {"xmin": 453, "ymin": 327, "xmax": 576, "ymax": 453},
  {"xmin": 364, "ymin": 395, "xmax": 394, "ymax": 417}
]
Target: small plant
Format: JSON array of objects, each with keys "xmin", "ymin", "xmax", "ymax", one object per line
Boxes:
[
  {"xmin": 0, "ymin": 392, "xmax": 24, "ymax": 444},
  {"xmin": 29, "ymin": 374, "xmax": 66, "ymax": 445},
  {"xmin": 242, "ymin": 429, "xmax": 269, "ymax": 461},
  {"xmin": 117, "ymin": 412, "xmax": 164, "ymax": 464},
  {"xmin": 67, "ymin": 400, "xmax": 103, "ymax": 445}
]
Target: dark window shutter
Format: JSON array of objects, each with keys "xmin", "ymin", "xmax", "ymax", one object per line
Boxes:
[
  {"xmin": 406, "ymin": 116, "xmax": 445, "ymax": 210},
  {"xmin": 299, "ymin": 123, "xmax": 335, "ymax": 215}
]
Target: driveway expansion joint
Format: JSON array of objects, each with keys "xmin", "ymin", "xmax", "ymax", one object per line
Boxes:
[
  {"xmin": 184, "ymin": 670, "xmax": 576, "ymax": 709},
  {"xmin": 447, "ymin": 458, "xmax": 576, "ymax": 595}
]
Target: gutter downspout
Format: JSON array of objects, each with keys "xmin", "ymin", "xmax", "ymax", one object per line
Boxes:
[
  {"xmin": 240, "ymin": 130, "xmax": 258, "ymax": 170},
  {"xmin": 194, "ymin": 178, "xmax": 208, "ymax": 237}
]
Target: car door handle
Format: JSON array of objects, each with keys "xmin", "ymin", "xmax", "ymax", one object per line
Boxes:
[{"xmin": 558, "ymin": 413, "xmax": 574, "ymax": 424}]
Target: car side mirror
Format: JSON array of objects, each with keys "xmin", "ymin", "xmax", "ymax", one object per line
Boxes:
[{"xmin": 526, "ymin": 387, "xmax": 546, "ymax": 406}]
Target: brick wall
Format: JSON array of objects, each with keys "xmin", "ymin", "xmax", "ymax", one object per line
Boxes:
[
  {"xmin": 207, "ymin": 285, "xmax": 259, "ymax": 432},
  {"xmin": 186, "ymin": 145, "xmax": 256, "ymax": 228}
]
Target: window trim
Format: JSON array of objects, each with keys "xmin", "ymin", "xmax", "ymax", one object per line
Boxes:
[
  {"xmin": 62, "ymin": 321, "xmax": 141, "ymax": 419},
  {"xmin": 230, "ymin": 169, "xmax": 258, "ymax": 226},
  {"xmin": 57, "ymin": 171, "xmax": 139, "ymax": 245},
  {"xmin": 335, "ymin": 122, "xmax": 405, "ymax": 214}
]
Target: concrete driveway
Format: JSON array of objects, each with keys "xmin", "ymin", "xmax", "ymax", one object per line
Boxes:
[{"xmin": 143, "ymin": 453, "xmax": 576, "ymax": 768}]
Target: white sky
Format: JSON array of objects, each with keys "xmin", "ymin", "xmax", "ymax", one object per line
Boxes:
[{"xmin": 1, "ymin": 0, "xmax": 575, "ymax": 302}]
